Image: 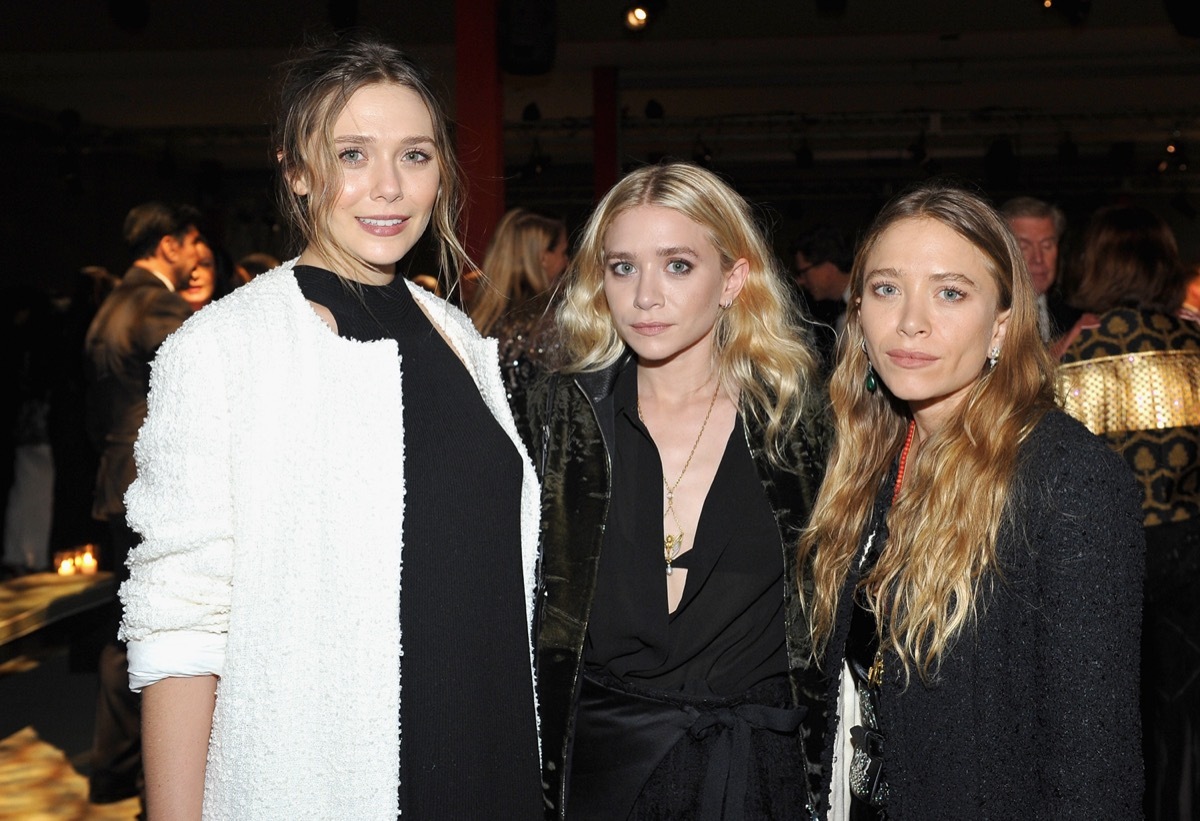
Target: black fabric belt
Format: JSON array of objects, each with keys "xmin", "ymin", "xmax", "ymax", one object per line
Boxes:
[{"xmin": 568, "ymin": 670, "xmax": 804, "ymax": 820}]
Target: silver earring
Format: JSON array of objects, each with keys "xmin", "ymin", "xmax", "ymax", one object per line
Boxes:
[{"xmin": 988, "ymin": 346, "xmax": 1000, "ymax": 369}]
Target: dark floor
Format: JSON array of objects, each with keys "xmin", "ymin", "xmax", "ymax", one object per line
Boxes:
[{"xmin": 0, "ymin": 645, "xmax": 140, "ymax": 819}]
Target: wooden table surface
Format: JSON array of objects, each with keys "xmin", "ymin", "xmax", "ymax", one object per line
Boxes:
[{"xmin": 0, "ymin": 572, "xmax": 117, "ymax": 648}]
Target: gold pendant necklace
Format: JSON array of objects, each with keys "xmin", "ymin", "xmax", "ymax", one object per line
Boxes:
[{"xmin": 638, "ymin": 381, "xmax": 721, "ymax": 575}]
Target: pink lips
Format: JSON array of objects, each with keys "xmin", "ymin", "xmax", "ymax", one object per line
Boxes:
[
  {"xmin": 886, "ymin": 348, "xmax": 938, "ymax": 368},
  {"xmin": 357, "ymin": 216, "xmax": 408, "ymax": 237},
  {"xmin": 630, "ymin": 322, "xmax": 670, "ymax": 336}
]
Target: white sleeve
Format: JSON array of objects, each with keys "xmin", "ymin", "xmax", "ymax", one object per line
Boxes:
[
  {"xmin": 117, "ymin": 324, "xmax": 235, "ymax": 691},
  {"xmin": 126, "ymin": 630, "xmax": 226, "ymax": 692}
]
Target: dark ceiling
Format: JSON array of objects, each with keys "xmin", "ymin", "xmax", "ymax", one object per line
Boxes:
[{"xmin": 2, "ymin": 1, "xmax": 1199, "ymax": 285}]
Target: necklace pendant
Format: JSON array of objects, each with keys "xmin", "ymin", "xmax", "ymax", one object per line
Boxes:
[{"xmin": 666, "ymin": 564, "xmax": 673, "ymax": 576}]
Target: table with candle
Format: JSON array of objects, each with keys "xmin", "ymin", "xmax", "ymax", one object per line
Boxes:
[{"xmin": 0, "ymin": 559, "xmax": 116, "ymax": 661}]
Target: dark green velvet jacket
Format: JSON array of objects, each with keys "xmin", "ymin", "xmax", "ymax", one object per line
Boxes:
[{"xmin": 511, "ymin": 357, "xmax": 830, "ymax": 819}]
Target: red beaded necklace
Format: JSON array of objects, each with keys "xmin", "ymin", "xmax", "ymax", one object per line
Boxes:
[{"xmin": 892, "ymin": 420, "xmax": 917, "ymax": 502}]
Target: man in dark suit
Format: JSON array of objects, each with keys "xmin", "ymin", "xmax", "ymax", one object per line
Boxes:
[
  {"xmin": 83, "ymin": 201, "xmax": 202, "ymax": 811},
  {"xmin": 1000, "ymin": 196, "xmax": 1083, "ymax": 348},
  {"xmin": 790, "ymin": 225, "xmax": 854, "ymax": 382}
]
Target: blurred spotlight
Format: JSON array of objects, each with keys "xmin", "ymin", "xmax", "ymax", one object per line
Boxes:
[{"xmin": 624, "ymin": 1, "xmax": 666, "ymax": 32}]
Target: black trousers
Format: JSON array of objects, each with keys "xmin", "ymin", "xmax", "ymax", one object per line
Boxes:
[{"xmin": 88, "ymin": 515, "xmax": 142, "ymax": 806}]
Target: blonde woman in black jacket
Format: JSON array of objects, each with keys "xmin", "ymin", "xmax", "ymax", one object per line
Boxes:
[{"xmin": 514, "ymin": 162, "xmax": 828, "ymax": 819}]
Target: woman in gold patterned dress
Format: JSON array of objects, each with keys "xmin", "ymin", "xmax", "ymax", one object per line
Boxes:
[{"xmin": 1058, "ymin": 203, "xmax": 1200, "ymax": 821}]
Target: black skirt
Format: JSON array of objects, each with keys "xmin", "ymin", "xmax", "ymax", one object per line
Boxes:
[{"xmin": 568, "ymin": 671, "xmax": 812, "ymax": 820}]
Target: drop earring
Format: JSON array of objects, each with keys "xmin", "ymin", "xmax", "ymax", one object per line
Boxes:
[
  {"xmin": 988, "ymin": 346, "xmax": 1000, "ymax": 369},
  {"xmin": 861, "ymin": 339, "xmax": 878, "ymax": 393}
]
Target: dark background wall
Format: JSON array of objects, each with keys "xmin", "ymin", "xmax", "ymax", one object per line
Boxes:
[{"xmin": 1, "ymin": 0, "xmax": 1198, "ymax": 294}]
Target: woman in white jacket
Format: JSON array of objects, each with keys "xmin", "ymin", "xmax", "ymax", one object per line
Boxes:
[{"xmin": 118, "ymin": 33, "xmax": 543, "ymax": 820}]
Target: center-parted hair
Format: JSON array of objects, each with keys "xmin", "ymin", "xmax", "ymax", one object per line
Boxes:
[
  {"xmin": 272, "ymin": 31, "xmax": 471, "ymax": 286},
  {"xmin": 798, "ymin": 179, "xmax": 1058, "ymax": 682},
  {"xmin": 470, "ymin": 207, "xmax": 567, "ymax": 335},
  {"xmin": 557, "ymin": 161, "xmax": 818, "ymax": 465}
]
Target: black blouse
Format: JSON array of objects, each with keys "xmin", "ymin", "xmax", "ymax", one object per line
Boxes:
[
  {"xmin": 584, "ymin": 361, "xmax": 788, "ymax": 696},
  {"xmin": 293, "ymin": 266, "xmax": 541, "ymax": 819}
]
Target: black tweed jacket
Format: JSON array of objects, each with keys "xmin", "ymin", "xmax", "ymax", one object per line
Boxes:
[{"xmin": 811, "ymin": 410, "xmax": 1145, "ymax": 819}]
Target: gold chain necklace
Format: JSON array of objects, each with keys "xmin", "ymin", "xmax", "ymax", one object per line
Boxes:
[{"xmin": 638, "ymin": 381, "xmax": 721, "ymax": 575}]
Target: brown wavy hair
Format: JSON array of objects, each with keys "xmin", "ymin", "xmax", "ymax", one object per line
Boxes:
[
  {"xmin": 1068, "ymin": 203, "xmax": 1188, "ymax": 314},
  {"xmin": 557, "ymin": 161, "xmax": 817, "ymax": 465},
  {"xmin": 272, "ymin": 31, "xmax": 472, "ymax": 289},
  {"xmin": 798, "ymin": 180, "xmax": 1057, "ymax": 682}
]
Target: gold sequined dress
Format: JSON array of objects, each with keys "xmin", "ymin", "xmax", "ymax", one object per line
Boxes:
[{"xmin": 1060, "ymin": 306, "xmax": 1200, "ymax": 821}]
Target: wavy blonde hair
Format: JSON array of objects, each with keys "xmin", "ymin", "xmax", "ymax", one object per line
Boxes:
[
  {"xmin": 469, "ymin": 207, "xmax": 566, "ymax": 334},
  {"xmin": 558, "ymin": 161, "xmax": 817, "ymax": 464},
  {"xmin": 798, "ymin": 180, "xmax": 1057, "ymax": 683},
  {"xmin": 272, "ymin": 32, "xmax": 472, "ymax": 289}
]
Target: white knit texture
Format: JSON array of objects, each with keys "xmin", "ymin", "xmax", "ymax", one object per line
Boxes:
[{"xmin": 120, "ymin": 264, "xmax": 541, "ymax": 820}]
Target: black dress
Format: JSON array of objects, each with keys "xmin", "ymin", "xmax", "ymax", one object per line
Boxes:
[
  {"xmin": 294, "ymin": 266, "xmax": 542, "ymax": 819},
  {"xmin": 569, "ymin": 363, "xmax": 809, "ymax": 820}
]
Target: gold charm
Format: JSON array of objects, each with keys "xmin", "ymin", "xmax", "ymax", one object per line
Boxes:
[
  {"xmin": 867, "ymin": 646, "xmax": 884, "ymax": 689},
  {"xmin": 639, "ymin": 381, "xmax": 721, "ymax": 576}
]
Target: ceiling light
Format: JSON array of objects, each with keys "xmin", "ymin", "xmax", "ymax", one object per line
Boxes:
[{"xmin": 624, "ymin": 1, "xmax": 666, "ymax": 32}]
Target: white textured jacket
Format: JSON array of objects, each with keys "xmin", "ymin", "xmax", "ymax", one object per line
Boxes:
[{"xmin": 118, "ymin": 262, "xmax": 542, "ymax": 820}]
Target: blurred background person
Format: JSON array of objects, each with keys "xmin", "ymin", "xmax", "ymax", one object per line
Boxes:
[
  {"xmin": 791, "ymin": 225, "xmax": 853, "ymax": 380},
  {"xmin": 1000, "ymin": 195, "xmax": 1083, "ymax": 354},
  {"xmin": 82, "ymin": 199, "xmax": 202, "ymax": 813},
  {"xmin": 1181, "ymin": 263, "xmax": 1200, "ymax": 322},
  {"xmin": 469, "ymin": 206, "xmax": 570, "ymax": 394},
  {"xmin": 234, "ymin": 250, "xmax": 280, "ymax": 285},
  {"xmin": 1, "ymin": 284, "xmax": 57, "ymax": 577},
  {"xmin": 180, "ymin": 239, "xmax": 239, "ymax": 313},
  {"xmin": 1058, "ymin": 203, "xmax": 1200, "ymax": 821}
]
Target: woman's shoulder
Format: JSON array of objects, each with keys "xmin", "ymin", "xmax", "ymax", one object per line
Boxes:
[
  {"xmin": 1016, "ymin": 409, "xmax": 1138, "ymax": 515},
  {"xmin": 157, "ymin": 263, "xmax": 310, "ymax": 356},
  {"xmin": 1021, "ymin": 409, "xmax": 1122, "ymax": 471},
  {"xmin": 1064, "ymin": 306, "xmax": 1200, "ymax": 361}
]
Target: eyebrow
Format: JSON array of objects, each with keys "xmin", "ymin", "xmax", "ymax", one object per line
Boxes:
[
  {"xmin": 333, "ymin": 134, "xmax": 436, "ymax": 146},
  {"xmin": 606, "ymin": 245, "xmax": 700, "ymax": 260},
  {"xmin": 866, "ymin": 267, "xmax": 979, "ymax": 287}
]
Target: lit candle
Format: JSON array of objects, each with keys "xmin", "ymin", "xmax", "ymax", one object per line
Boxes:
[
  {"xmin": 78, "ymin": 550, "xmax": 98, "ymax": 575},
  {"xmin": 58, "ymin": 557, "xmax": 76, "ymax": 575}
]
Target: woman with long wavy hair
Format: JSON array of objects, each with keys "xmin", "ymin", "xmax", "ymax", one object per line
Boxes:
[
  {"xmin": 799, "ymin": 180, "xmax": 1144, "ymax": 819},
  {"xmin": 512, "ymin": 161, "xmax": 828, "ymax": 819},
  {"xmin": 469, "ymin": 206, "xmax": 570, "ymax": 393}
]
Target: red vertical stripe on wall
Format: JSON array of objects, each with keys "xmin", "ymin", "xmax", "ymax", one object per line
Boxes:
[
  {"xmin": 456, "ymin": 0, "xmax": 505, "ymax": 266},
  {"xmin": 593, "ymin": 66, "xmax": 618, "ymax": 201}
]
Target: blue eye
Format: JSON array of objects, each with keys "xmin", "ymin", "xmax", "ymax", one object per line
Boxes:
[
  {"xmin": 610, "ymin": 261, "xmax": 636, "ymax": 277},
  {"xmin": 939, "ymin": 288, "xmax": 966, "ymax": 302},
  {"xmin": 339, "ymin": 148, "xmax": 365, "ymax": 164},
  {"xmin": 666, "ymin": 260, "xmax": 691, "ymax": 274},
  {"xmin": 871, "ymin": 282, "xmax": 898, "ymax": 297}
]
